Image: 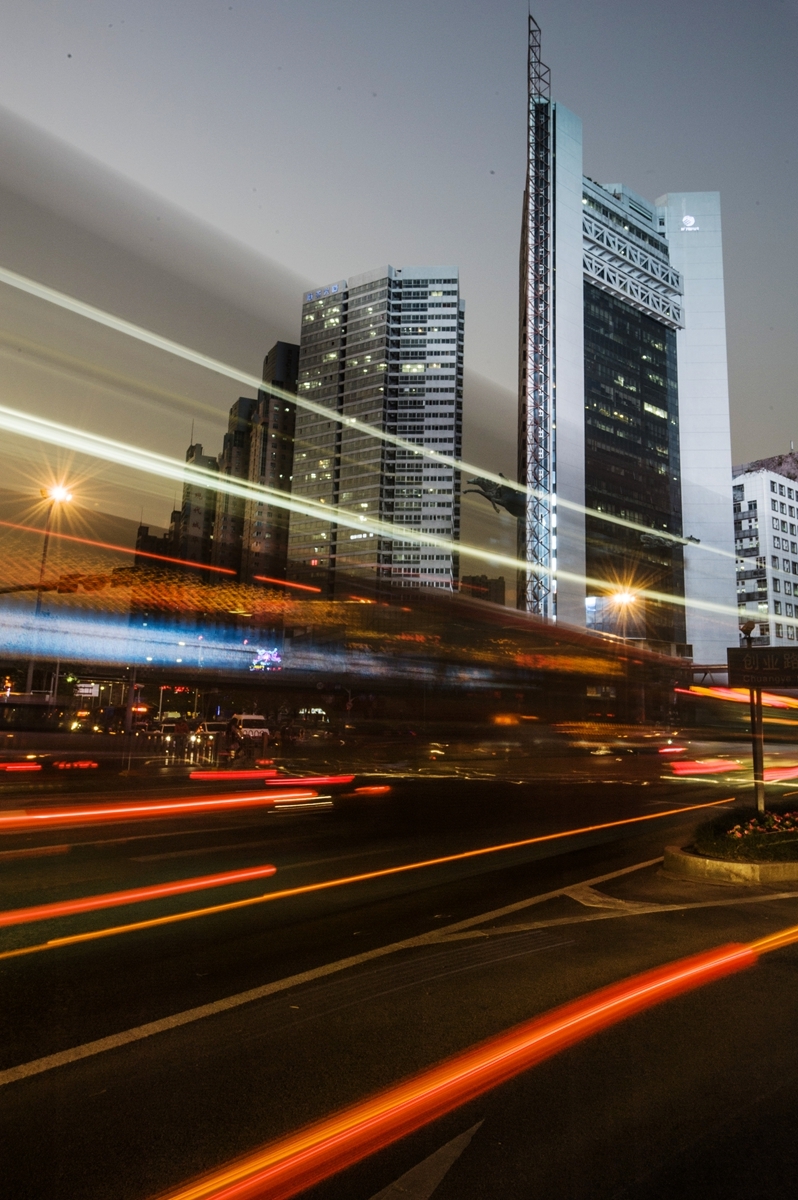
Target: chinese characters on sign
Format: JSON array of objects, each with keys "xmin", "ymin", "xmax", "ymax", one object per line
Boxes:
[{"xmin": 727, "ymin": 647, "xmax": 798, "ymax": 689}]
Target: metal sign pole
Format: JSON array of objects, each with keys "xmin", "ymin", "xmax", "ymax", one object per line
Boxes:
[{"xmin": 749, "ymin": 685, "xmax": 765, "ymax": 815}]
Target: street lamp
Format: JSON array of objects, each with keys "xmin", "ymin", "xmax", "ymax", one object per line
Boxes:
[
  {"xmin": 25, "ymin": 484, "xmax": 72, "ymax": 695},
  {"xmin": 611, "ymin": 590, "xmax": 638, "ymax": 641}
]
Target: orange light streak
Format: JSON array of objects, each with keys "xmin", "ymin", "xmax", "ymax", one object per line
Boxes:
[
  {"xmin": 253, "ymin": 575, "xmax": 322, "ymax": 594},
  {"xmin": 0, "ymin": 763, "xmax": 42, "ymax": 773},
  {"xmin": 0, "ymin": 517, "xmax": 236, "ymax": 574},
  {"xmin": 0, "ymin": 863, "xmax": 277, "ymax": 929},
  {"xmin": 677, "ymin": 685, "xmax": 798, "ymax": 710},
  {"xmin": 0, "ymin": 790, "xmax": 319, "ymax": 833},
  {"xmin": 153, "ymin": 943, "xmax": 756, "ymax": 1200},
  {"xmin": 0, "ymin": 796, "xmax": 730, "ymax": 963}
]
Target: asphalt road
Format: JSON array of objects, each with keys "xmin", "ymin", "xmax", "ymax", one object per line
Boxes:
[{"xmin": 2, "ymin": 775, "xmax": 798, "ymax": 1199}]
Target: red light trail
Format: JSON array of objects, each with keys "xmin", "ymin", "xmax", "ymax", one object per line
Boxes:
[
  {"xmin": 0, "ymin": 796, "xmax": 731, "ymax": 963},
  {"xmin": 153, "ymin": 943, "xmax": 757, "ymax": 1200},
  {"xmin": 670, "ymin": 759, "xmax": 743, "ymax": 776},
  {"xmin": 0, "ymin": 864, "xmax": 276, "ymax": 929},
  {"xmin": 0, "ymin": 517, "xmax": 236, "ymax": 574},
  {"xmin": 188, "ymin": 773, "xmax": 356, "ymax": 786},
  {"xmin": 0, "ymin": 789, "xmax": 320, "ymax": 833}
]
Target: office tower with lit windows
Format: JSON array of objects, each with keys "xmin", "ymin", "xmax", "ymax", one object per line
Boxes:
[
  {"xmin": 516, "ymin": 15, "xmax": 737, "ymax": 663},
  {"xmin": 733, "ymin": 455, "xmax": 798, "ymax": 647},
  {"xmin": 288, "ymin": 266, "xmax": 463, "ymax": 594}
]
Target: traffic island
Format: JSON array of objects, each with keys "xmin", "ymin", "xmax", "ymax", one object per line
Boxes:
[{"xmin": 664, "ymin": 804, "xmax": 798, "ymax": 886}]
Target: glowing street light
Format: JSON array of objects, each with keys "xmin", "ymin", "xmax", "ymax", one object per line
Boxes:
[
  {"xmin": 610, "ymin": 589, "xmax": 638, "ymax": 641},
  {"xmin": 44, "ymin": 484, "xmax": 73, "ymax": 504}
]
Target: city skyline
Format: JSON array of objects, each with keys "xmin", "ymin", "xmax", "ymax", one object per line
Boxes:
[{"xmin": 0, "ymin": 0, "xmax": 794, "ymax": 538}]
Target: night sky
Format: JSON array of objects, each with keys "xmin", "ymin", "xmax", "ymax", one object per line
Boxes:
[{"xmin": 0, "ymin": 0, "xmax": 794, "ymax": 541}]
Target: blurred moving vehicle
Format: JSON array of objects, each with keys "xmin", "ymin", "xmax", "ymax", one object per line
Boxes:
[
  {"xmin": 191, "ymin": 720, "xmax": 228, "ymax": 758},
  {"xmin": 232, "ymin": 714, "xmax": 270, "ymax": 742}
]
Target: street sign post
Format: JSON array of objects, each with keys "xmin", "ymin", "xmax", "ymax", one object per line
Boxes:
[{"xmin": 727, "ymin": 647, "xmax": 798, "ymax": 814}]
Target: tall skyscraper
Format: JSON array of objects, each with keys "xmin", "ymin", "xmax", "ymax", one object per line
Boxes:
[
  {"xmin": 240, "ymin": 341, "xmax": 299, "ymax": 583},
  {"xmin": 288, "ymin": 266, "xmax": 463, "ymax": 594},
  {"xmin": 202, "ymin": 341, "xmax": 298, "ymax": 580},
  {"xmin": 211, "ymin": 397, "xmax": 257, "ymax": 574},
  {"xmin": 179, "ymin": 443, "xmax": 218, "ymax": 567},
  {"xmin": 515, "ymin": 15, "xmax": 737, "ymax": 663}
]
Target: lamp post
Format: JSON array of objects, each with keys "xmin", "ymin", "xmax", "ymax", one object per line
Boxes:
[{"xmin": 26, "ymin": 484, "xmax": 72, "ymax": 696}]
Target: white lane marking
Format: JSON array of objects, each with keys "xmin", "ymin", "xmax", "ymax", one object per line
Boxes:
[
  {"xmin": 481, "ymin": 890, "xmax": 798, "ymax": 934},
  {"xmin": 0, "ymin": 857, "xmax": 663, "ymax": 1088},
  {"xmin": 368, "ymin": 1121, "xmax": 483, "ymax": 1200},
  {"xmin": 562, "ymin": 883, "xmax": 654, "ymax": 911}
]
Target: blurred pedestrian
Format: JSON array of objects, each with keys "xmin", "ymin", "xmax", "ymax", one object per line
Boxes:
[{"xmin": 173, "ymin": 716, "xmax": 189, "ymax": 759}]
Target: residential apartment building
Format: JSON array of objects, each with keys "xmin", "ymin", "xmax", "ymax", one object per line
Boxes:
[
  {"xmin": 733, "ymin": 455, "xmax": 798, "ymax": 646},
  {"xmin": 288, "ymin": 266, "xmax": 463, "ymax": 594}
]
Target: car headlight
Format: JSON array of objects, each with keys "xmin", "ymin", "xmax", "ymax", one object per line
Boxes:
[{"xmin": 165, "ymin": 735, "xmax": 171, "ymax": 742}]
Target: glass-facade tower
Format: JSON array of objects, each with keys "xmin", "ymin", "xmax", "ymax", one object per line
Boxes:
[{"xmin": 515, "ymin": 15, "xmax": 737, "ymax": 662}]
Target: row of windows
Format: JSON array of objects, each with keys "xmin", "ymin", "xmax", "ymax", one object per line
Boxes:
[{"xmin": 771, "ymin": 480, "xmax": 796, "ymax": 499}]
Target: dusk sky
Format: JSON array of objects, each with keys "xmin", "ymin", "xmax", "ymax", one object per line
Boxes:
[{"xmin": 0, "ymin": 0, "xmax": 795, "ymax": 538}]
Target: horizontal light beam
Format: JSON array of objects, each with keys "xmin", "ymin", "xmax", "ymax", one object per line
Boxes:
[{"xmin": 0, "ymin": 263, "xmax": 733, "ymax": 560}]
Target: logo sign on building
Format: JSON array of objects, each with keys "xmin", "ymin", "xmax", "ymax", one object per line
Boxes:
[
  {"xmin": 73, "ymin": 683, "xmax": 100, "ymax": 697},
  {"xmin": 681, "ymin": 214, "xmax": 700, "ymax": 232},
  {"xmin": 727, "ymin": 648, "xmax": 798, "ymax": 689}
]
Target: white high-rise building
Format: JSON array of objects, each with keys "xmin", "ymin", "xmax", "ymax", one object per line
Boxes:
[{"xmin": 288, "ymin": 266, "xmax": 464, "ymax": 594}]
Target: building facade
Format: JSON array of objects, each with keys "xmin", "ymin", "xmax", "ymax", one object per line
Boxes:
[
  {"xmin": 288, "ymin": 266, "xmax": 463, "ymax": 594},
  {"xmin": 515, "ymin": 15, "xmax": 737, "ymax": 663},
  {"xmin": 172, "ymin": 342, "xmax": 299, "ymax": 582},
  {"xmin": 179, "ymin": 444, "xmax": 218, "ymax": 567},
  {"xmin": 461, "ymin": 575, "xmax": 506, "ymax": 605},
  {"xmin": 733, "ymin": 459, "xmax": 798, "ymax": 646},
  {"xmin": 239, "ymin": 341, "xmax": 299, "ymax": 583}
]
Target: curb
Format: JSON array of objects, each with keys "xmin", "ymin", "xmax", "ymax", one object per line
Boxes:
[{"xmin": 664, "ymin": 845, "xmax": 798, "ymax": 886}]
